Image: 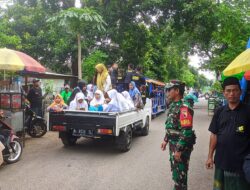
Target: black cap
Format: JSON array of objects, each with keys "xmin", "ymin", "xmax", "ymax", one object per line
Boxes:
[
  {"xmin": 222, "ymin": 77, "xmax": 240, "ymax": 89},
  {"xmin": 32, "ymin": 78, "xmax": 40, "ymax": 83}
]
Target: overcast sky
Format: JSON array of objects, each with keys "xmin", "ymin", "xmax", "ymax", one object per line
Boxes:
[{"xmin": 189, "ymin": 54, "xmax": 215, "ymax": 81}]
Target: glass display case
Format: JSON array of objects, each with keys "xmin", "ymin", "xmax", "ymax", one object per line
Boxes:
[{"xmin": 0, "ymin": 79, "xmax": 24, "ymax": 134}]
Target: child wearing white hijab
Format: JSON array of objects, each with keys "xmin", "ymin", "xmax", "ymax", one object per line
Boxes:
[
  {"xmin": 104, "ymin": 89, "xmax": 129, "ymax": 112},
  {"xmin": 86, "ymin": 84, "xmax": 94, "ymax": 102},
  {"xmin": 121, "ymin": 91, "xmax": 135, "ymax": 110},
  {"xmin": 69, "ymin": 92, "xmax": 88, "ymax": 111},
  {"xmin": 89, "ymin": 90, "xmax": 105, "ymax": 111}
]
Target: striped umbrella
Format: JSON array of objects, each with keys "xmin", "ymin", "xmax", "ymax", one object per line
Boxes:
[
  {"xmin": 0, "ymin": 48, "xmax": 46, "ymax": 73},
  {"xmin": 222, "ymin": 38, "xmax": 250, "ymax": 80}
]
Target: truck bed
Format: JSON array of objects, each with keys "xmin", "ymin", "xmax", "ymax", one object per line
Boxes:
[
  {"xmin": 49, "ymin": 102, "xmax": 152, "ymax": 151},
  {"xmin": 49, "ymin": 101, "xmax": 152, "ymax": 138},
  {"xmin": 50, "ymin": 111, "xmax": 117, "ymax": 131}
]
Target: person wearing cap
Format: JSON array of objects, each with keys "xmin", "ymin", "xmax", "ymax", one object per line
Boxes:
[
  {"xmin": 161, "ymin": 80, "xmax": 196, "ymax": 190},
  {"xmin": 131, "ymin": 66, "xmax": 146, "ymax": 89},
  {"xmin": 124, "ymin": 64, "xmax": 134, "ymax": 90},
  {"xmin": 27, "ymin": 78, "xmax": 47, "ymax": 117},
  {"xmin": 109, "ymin": 63, "xmax": 119, "ymax": 89},
  {"xmin": 60, "ymin": 84, "xmax": 72, "ymax": 105},
  {"xmin": 206, "ymin": 77, "xmax": 250, "ymax": 190}
]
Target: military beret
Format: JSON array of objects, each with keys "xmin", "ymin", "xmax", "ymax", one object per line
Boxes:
[{"xmin": 165, "ymin": 80, "xmax": 185, "ymax": 90}]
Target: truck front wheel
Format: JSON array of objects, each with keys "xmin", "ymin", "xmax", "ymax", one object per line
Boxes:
[
  {"xmin": 59, "ymin": 132, "xmax": 77, "ymax": 146},
  {"xmin": 115, "ymin": 126, "xmax": 132, "ymax": 152}
]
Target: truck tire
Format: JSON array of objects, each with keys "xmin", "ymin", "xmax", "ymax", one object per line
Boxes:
[
  {"xmin": 115, "ymin": 126, "xmax": 132, "ymax": 152},
  {"xmin": 59, "ymin": 132, "xmax": 77, "ymax": 146},
  {"xmin": 141, "ymin": 116, "xmax": 149, "ymax": 136}
]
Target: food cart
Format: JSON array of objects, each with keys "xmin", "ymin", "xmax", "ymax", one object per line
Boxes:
[
  {"xmin": 0, "ymin": 78, "xmax": 25, "ymax": 140},
  {"xmin": 0, "ymin": 48, "xmax": 46, "ymax": 142}
]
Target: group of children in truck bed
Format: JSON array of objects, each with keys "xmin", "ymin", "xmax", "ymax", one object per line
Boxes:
[{"xmin": 47, "ymin": 63, "xmax": 144, "ymax": 113}]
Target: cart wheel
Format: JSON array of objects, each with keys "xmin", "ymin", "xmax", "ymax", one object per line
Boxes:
[
  {"xmin": 141, "ymin": 116, "xmax": 149, "ymax": 136},
  {"xmin": 59, "ymin": 132, "xmax": 77, "ymax": 146},
  {"xmin": 115, "ymin": 126, "xmax": 132, "ymax": 152}
]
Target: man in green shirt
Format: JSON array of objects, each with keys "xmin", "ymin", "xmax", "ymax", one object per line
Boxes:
[{"xmin": 60, "ymin": 84, "xmax": 72, "ymax": 105}]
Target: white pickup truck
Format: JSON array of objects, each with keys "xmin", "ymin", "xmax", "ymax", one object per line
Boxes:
[{"xmin": 49, "ymin": 100, "xmax": 152, "ymax": 152}]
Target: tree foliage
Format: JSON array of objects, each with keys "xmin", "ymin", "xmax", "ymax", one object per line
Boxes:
[
  {"xmin": 1, "ymin": 0, "xmax": 248, "ymax": 88},
  {"xmin": 47, "ymin": 7, "xmax": 106, "ymax": 34},
  {"xmin": 83, "ymin": 50, "xmax": 108, "ymax": 82},
  {"xmin": 47, "ymin": 7, "xmax": 106, "ymax": 79}
]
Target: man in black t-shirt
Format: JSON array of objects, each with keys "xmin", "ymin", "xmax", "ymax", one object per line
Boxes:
[
  {"xmin": 27, "ymin": 79, "xmax": 46, "ymax": 117},
  {"xmin": 206, "ymin": 77, "xmax": 250, "ymax": 190},
  {"xmin": 131, "ymin": 66, "xmax": 146, "ymax": 89},
  {"xmin": 109, "ymin": 63, "xmax": 118, "ymax": 88},
  {"xmin": 124, "ymin": 64, "xmax": 134, "ymax": 91}
]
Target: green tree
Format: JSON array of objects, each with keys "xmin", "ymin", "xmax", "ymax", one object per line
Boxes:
[
  {"xmin": 83, "ymin": 50, "xmax": 108, "ymax": 82},
  {"xmin": 3, "ymin": 0, "xmax": 245, "ymax": 85},
  {"xmin": 1, "ymin": 1, "xmax": 76, "ymax": 74},
  {"xmin": 185, "ymin": 1, "xmax": 250, "ymax": 78},
  {"xmin": 180, "ymin": 66, "xmax": 195, "ymax": 87},
  {"xmin": 0, "ymin": 17, "xmax": 21, "ymax": 49},
  {"xmin": 211, "ymin": 80, "xmax": 222, "ymax": 93},
  {"xmin": 48, "ymin": 7, "xmax": 106, "ymax": 79}
]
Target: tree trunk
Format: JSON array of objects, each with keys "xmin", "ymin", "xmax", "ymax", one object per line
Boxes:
[
  {"xmin": 77, "ymin": 34, "xmax": 82, "ymax": 79},
  {"xmin": 216, "ymin": 70, "xmax": 220, "ymax": 80}
]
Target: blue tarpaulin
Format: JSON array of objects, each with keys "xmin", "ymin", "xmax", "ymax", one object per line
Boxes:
[{"xmin": 240, "ymin": 77, "xmax": 248, "ymax": 101}]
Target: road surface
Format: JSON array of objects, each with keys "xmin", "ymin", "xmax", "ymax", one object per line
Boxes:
[{"xmin": 0, "ymin": 99, "xmax": 214, "ymax": 190}]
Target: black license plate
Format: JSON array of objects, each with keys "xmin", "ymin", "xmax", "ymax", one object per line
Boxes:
[{"xmin": 72, "ymin": 129, "xmax": 94, "ymax": 137}]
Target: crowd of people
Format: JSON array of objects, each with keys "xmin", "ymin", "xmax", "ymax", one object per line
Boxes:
[{"xmin": 44, "ymin": 63, "xmax": 145, "ymax": 114}]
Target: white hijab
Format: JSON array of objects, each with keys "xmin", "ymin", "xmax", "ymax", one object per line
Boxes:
[
  {"xmin": 90, "ymin": 90, "xmax": 105, "ymax": 106},
  {"xmin": 107, "ymin": 89, "xmax": 130, "ymax": 112},
  {"xmin": 69, "ymin": 92, "xmax": 88, "ymax": 110},
  {"xmin": 87, "ymin": 84, "xmax": 94, "ymax": 100},
  {"xmin": 122, "ymin": 91, "xmax": 135, "ymax": 110}
]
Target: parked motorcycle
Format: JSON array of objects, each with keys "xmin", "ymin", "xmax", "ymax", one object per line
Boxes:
[
  {"xmin": 0, "ymin": 116, "xmax": 23, "ymax": 164},
  {"xmin": 25, "ymin": 105, "xmax": 47, "ymax": 138}
]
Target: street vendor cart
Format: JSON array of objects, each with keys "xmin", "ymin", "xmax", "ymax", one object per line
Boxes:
[
  {"xmin": 0, "ymin": 48, "xmax": 46, "ymax": 140},
  {"xmin": 0, "ymin": 79, "xmax": 24, "ymax": 133}
]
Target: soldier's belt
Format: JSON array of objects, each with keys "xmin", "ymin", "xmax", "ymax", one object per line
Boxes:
[{"xmin": 167, "ymin": 129, "xmax": 181, "ymax": 136}]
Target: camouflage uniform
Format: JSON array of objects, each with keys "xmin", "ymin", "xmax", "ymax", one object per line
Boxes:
[{"xmin": 164, "ymin": 99, "xmax": 196, "ymax": 190}]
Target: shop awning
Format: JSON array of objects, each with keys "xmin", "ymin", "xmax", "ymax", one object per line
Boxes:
[
  {"xmin": 146, "ymin": 79, "xmax": 165, "ymax": 86},
  {"xmin": 19, "ymin": 71, "xmax": 77, "ymax": 80}
]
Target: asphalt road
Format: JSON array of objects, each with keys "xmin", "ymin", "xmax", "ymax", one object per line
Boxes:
[{"xmin": 0, "ymin": 99, "xmax": 214, "ymax": 190}]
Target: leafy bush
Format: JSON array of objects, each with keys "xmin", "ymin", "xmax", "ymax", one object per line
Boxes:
[{"xmin": 211, "ymin": 80, "xmax": 222, "ymax": 93}]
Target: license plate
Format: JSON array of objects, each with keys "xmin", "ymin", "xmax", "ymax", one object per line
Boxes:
[{"xmin": 72, "ymin": 129, "xmax": 93, "ymax": 137}]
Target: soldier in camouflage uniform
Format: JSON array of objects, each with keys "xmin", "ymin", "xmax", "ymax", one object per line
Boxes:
[{"xmin": 161, "ymin": 80, "xmax": 196, "ymax": 190}]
